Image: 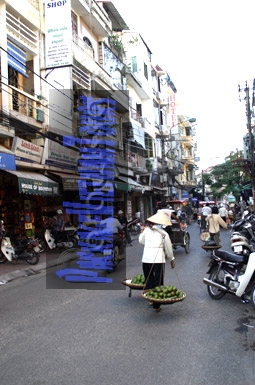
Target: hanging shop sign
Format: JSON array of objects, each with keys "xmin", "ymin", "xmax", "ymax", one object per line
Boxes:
[
  {"xmin": 41, "ymin": 138, "xmax": 79, "ymax": 170},
  {"xmin": 44, "ymin": 0, "xmax": 72, "ymax": 68},
  {"xmin": 5, "ymin": 170, "xmax": 59, "ymax": 196},
  {"xmin": 12, "ymin": 137, "xmax": 43, "ymax": 164},
  {"xmin": 0, "ymin": 149, "xmax": 16, "ymax": 171}
]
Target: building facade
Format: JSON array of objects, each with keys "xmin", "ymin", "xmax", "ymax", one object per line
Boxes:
[{"xmin": 0, "ymin": 0, "xmax": 196, "ymax": 236}]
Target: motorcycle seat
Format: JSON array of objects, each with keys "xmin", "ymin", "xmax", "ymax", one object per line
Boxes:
[{"xmin": 215, "ymin": 249, "xmax": 248, "ymax": 264}]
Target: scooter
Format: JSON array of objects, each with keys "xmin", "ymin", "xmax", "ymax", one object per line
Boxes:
[
  {"xmin": 0, "ymin": 224, "xmax": 40, "ymax": 265},
  {"xmin": 203, "ymin": 248, "xmax": 255, "ymax": 306},
  {"xmin": 44, "ymin": 226, "xmax": 79, "ymax": 250},
  {"xmin": 0, "ymin": 231, "xmax": 15, "ymax": 263},
  {"xmin": 230, "ymin": 231, "xmax": 254, "ymax": 257},
  {"xmin": 230, "ymin": 220, "xmax": 255, "ymax": 257}
]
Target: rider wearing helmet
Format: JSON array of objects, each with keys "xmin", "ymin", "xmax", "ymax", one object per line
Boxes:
[{"xmin": 52, "ymin": 209, "xmax": 65, "ymax": 243}]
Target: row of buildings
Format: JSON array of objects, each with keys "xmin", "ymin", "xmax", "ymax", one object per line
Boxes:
[{"xmin": 0, "ymin": 0, "xmax": 197, "ymax": 236}]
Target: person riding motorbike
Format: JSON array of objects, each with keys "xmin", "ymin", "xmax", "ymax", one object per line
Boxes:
[
  {"xmin": 51, "ymin": 209, "xmax": 65, "ymax": 244},
  {"xmin": 117, "ymin": 210, "xmax": 132, "ymax": 246},
  {"xmin": 201, "ymin": 203, "xmax": 212, "ymax": 229},
  {"xmin": 100, "ymin": 216, "xmax": 125, "ymax": 261}
]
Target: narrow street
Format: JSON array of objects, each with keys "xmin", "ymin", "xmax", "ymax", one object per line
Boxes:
[{"xmin": 0, "ymin": 222, "xmax": 254, "ymax": 385}]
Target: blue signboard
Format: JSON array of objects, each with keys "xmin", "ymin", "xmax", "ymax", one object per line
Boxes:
[
  {"xmin": 0, "ymin": 152, "xmax": 16, "ymax": 170},
  {"xmin": 181, "ymin": 192, "xmax": 189, "ymax": 199}
]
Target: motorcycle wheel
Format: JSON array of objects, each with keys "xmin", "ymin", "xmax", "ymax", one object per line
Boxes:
[
  {"xmin": 112, "ymin": 246, "xmax": 119, "ymax": 268},
  {"xmin": 250, "ymin": 284, "xmax": 255, "ymax": 308},
  {"xmin": 37, "ymin": 237, "xmax": 47, "ymax": 253},
  {"xmin": 184, "ymin": 233, "xmax": 190, "ymax": 254},
  {"xmin": 131, "ymin": 225, "xmax": 140, "ymax": 236},
  {"xmin": 70, "ymin": 236, "xmax": 79, "ymax": 248},
  {"xmin": 25, "ymin": 252, "xmax": 40, "ymax": 265},
  {"xmin": 207, "ymin": 266, "xmax": 227, "ymax": 299},
  {"xmin": 0, "ymin": 252, "xmax": 7, "ymax": 263}
]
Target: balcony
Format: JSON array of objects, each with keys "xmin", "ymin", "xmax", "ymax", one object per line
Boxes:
[
  {"xmin": 72, "ymin": 60, "xmax": 91, "ymax": 90},
  {"xmin": 180, "ymin": 135, "xmax": 193, "ymax": 146},
  {"xmin": 6, "ymin": 85, "xmax": 44, "ymax": 129},
  {"xmin": 6, "ymin": 10, "xmax": 38, "ymax": 53},
  {"xmin": 72, "ymin": 0, "xmax": 112, "ymax": 38},
  {"xmin": 127, "ymin": 153, "xmax": 147, "ymax": 173}
]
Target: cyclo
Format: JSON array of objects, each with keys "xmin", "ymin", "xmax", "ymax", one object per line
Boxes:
[{"xmin": 156, "ymin": 200, "xmax": 190, "ymax": 254}]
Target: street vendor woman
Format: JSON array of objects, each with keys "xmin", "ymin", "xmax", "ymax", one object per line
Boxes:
[{"xmin": 139, "ymin": 211, "xmax": 175, "ymax": 312}]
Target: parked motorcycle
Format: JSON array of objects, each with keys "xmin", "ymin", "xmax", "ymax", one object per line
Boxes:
[
  {"xmin": 203, "ymin": 248, "xmax": 255, "ymax": 306},
  {"xmin": 12, "ymin": 236, "xmax": 40, "ymax": 265},
  {"xmin": 230, "ymin": 214, "xmax": 255, "ymax": 257},
  {"xmin": 230, "ymin": 231, "xmax": 255, "ymax": 257},
  {"xmin": 0, "ymin": 226, "xmax": 40, "ymax": 265},
  {"xmin": 0, "ymin": 229, "xmax": 15, "ymax": 264},
  {"xmin": 127, "ymin": 217, "xmax": 141, "ymax": 235}
]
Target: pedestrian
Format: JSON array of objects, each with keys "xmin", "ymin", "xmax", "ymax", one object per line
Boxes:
[
  {"xmin": 51, "ymin": 209, "xmax": 65, "ymax": 243},
  {"xmin": 206, "ymin": 206, "xmax": 228, "ymax": 244},
  {"xmin": 117, "ymin": 210, "xmax": 132, "ymax": 246},
  {"xmin": 185, "ymin": 203, "xmax": 193, "ymax": 224},
  {"xmin": 139, "ymin": 211, "xmax": 175, "ymax": 312},
  {"xmin": 219, "ymin": 204, "xmax": 228, "ymax": 222},
  {"xmin": 201, "ymin": 203, "xmax": 212, "ymax": 229}
]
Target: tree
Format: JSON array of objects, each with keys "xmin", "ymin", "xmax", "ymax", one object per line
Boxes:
[{"xmin": 205, "ymin": 156, "xmax": 250, "ymax": 201}]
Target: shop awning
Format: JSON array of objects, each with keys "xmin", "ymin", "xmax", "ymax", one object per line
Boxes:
[
  {"xmin": 114, "ymin": 181, "xmax": 130, "ymax": 192},
  {"xmin": 117, "ymin": 176, "xmax": 144, "ymax": 192},
  {"xmin": 7, "ymin": 41, "xmax": 28, "ymax": 78},
  {"xmin": 5, "ymin": 170, "xmax": 59, "ymax": 196},
  {"xmin": 47, "ymin": 172, "xmax": 81, "ymax": 191}
]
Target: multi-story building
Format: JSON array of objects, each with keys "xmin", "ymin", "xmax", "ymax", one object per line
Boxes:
[{"xmin": 0, "ymin": 0, "xmax": 195, "ymax": 236}]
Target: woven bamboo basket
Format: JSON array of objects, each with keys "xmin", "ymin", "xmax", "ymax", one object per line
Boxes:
[
  {"xmin": 141, "ymin": 289, "xmax": 186, "ymax": 304},
  {"xmin": 121, "ymin": 278, "xmax": 145, "ymax": 290}
]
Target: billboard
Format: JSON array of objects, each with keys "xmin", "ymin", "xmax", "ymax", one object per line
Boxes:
[{"xmin": 44, "ymin": 0, "xmax": 72, "ymax": 68}]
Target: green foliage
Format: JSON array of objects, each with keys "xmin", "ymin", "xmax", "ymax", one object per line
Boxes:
[
  {"xmin": 206, "ymin": 157, "xmax": 250, "ymax": 199},
  {"xmin": 109, "ymin": 34, "xmax": 125, "ymax": 57},
  {"xmin": 146, "ymin": 159, "xmax": 153, "ymax": 171}
]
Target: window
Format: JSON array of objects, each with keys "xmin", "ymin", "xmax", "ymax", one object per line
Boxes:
[
  {"xmin": 83, "ymin": 36, "xmax": 93, "ymax": 49},
  {"xmin": 144, "ymin": 63, "xmax": 148, "ymax": 79},
  {"xmin": 131, "ymin": 56, "xmax": 137, "ymax": 72},
  {"xmin": 145, "ymin": 133, "xmax": 153, "ymax": 157},
  {"xmin": 136, "ymin": 103, "xmax": 142, "ymax": 117},
  {"xmin": 71, "ymin": 11, "xmax": 78, "ymax": 34}
]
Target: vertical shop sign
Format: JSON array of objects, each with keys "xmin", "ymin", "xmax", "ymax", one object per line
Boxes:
[
  {"xmin": 44, "ymin": 0, "xmax": 72, "ymax": 68},
  {"xmin": 169, "ymin": 93, "xmax": 178, "ymax": 131}
]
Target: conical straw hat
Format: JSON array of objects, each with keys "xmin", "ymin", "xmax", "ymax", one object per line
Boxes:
[{"xmin": 146, "ymin": 211, "xmax": 172, "ymax": 226}]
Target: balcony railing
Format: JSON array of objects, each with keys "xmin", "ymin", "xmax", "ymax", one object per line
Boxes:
[
  {"xmin": 130, "ymin": 108, "xmax": 141, "ymax": 123},
  {"xmin": 7, "ymin": 85, "xmax": 42, "ymax": 124},
  {"xmin": 6, "ymin": 11, "xmax": 38, "ymax": 52}
]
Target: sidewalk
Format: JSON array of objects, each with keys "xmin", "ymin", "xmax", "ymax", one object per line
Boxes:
[
  {"xmin": 0, "ymin": 241, "xmax": 136, "ymax": 285},
  {"xmin": 0, "ymin": 251, "xmax": 60, "ymax": 285}
]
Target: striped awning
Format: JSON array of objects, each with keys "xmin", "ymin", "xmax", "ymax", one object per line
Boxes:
[{"xmin": 7, "ymin": 41, "xmax": 28, "ymax": 78}]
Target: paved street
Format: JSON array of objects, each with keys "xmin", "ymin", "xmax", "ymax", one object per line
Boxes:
[{"xmin": 0, "ymin": 222, "xmax": 255, "ymax": 385}]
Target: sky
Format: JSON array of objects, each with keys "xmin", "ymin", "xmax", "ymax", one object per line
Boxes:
[{"xmin": 113, "ymin": 0, "xmax": 255, "ymax": 170}]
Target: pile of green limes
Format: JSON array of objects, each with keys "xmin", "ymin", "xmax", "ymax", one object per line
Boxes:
[
  {"xmin": 145, "ymin": 285, "xmax": 184, "ymax": 300},
  {"xmin": 131, "ymin": 274, "xmax": 145, "ymax": 285}
]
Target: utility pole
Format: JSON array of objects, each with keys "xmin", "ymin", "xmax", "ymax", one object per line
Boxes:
[{"xmin": 244, "ymin": 81, "xmax": 255, "ymax": 205}]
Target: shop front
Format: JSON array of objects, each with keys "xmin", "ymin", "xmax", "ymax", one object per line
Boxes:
[{"xmin": 0, "ymin": 170, "xmax": 60, "ymax": 237}]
